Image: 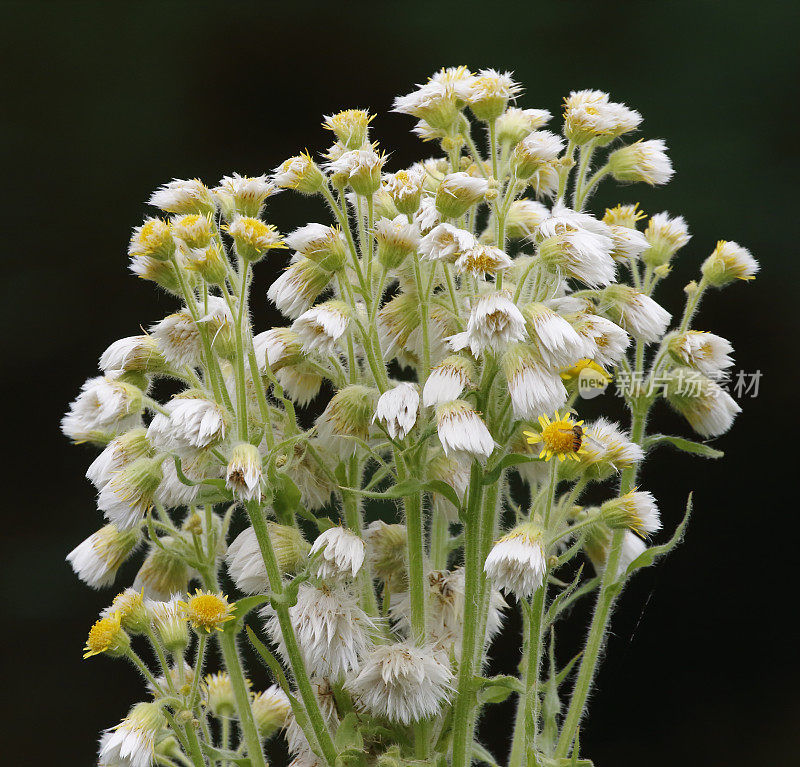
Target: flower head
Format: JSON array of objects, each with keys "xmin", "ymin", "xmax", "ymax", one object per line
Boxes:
[
  {"xmin": 484, "ymin": 521, "xmax": 547, "ymax": 598},
  {"xmin": 602, "ymin": 490, "xmax": 662, "ymax": 537},
  {"xmin": 608, "ymin": 139, "xmax": 674, "ymax": 186},
  {"xmin": 213, "ymin": 173, "xmax": 277, "ymax": 219},
  {"xmin": 346, "ymin": 642, "xmax": 453, "ymax": 724},
  {"xmin": 455, "ymin": 244, "xmax": 513, "ymax": 279},
  {"xmin": 496, "ymin": 106, "xmax": 552, "ymax": 145},
  {"xmin": 373, "ymin": 382, "xmax": 419, "ymax": 440},
  {"xmin": 524, "ymin": 410, "xmax": 586, "ymax": 462},
  {"xmin": 423, "ymin": 355, "xmax": 474, "ymax": 407},
  {"xmin": 310, "ymin": 526, "xmax": 366, "ymax": 580},
  {"xmin": 419, "ymin": 223, "xmax": 477, "ymax": 263},
  {"xmin": 435, "ymin": 400, "xmax": 495, "ymax": 462},
  {"xmin": 292, "ymin": 301, "xmax": 350, "ymax": 354},
  {"xmin": 462, "ymin": 290, "xmax": 527, "ymax": 355},
  {"xmin": 67, "ymin": 525, "xmax": 141, "ymax": 589},
  {"xmin": 98, "ymin": 702, "xmax": 165, "ymax": 767},
  {"xmin": 84, "ymin": 611, "xmax": 130, "ymax": 659},
  {"xmin": 511, "ymin": 130, "xmax": 564, "ymax": 178},
  {"xmin": 323, "ymin": 108, "xmax": 374, "ymax": 149},
  {"xmin": 223, "ymin": 215, "xmax": 286, "ymax": 262},
  {"xmin": 252, "ymin": 685, "xmax": 292, "ymax": 737},
  {"xmin": 668, "ymin": 331, "xmax": 734, "ymax": 375},
  {"xmin": 701, "ymin": 240, "xmax": 759, "ymax": 286},
  {"xmin": 274, "ymin": 152, "xmax": 324, "ymax": 194},
  {"xmin": 383, "ymin": 166, "xmax": 426, "ymax": 215},
  {"xmin": 180, "ymin": 590, "xmax": 235, "ymax": 633},
  {"xmin": 149, "ymin": 178, "xmax": 215, "ymax": 215},
  {"xmin": 263, "ymin": 582, "xmax": 374, "ymax": 679},
  {"xmin": 435, "ymin": 172, "xmax": 489, "ymax": 219},
  {"xmin": 225, "ymin": 442, "xmax": 264, "ymax": 502},
  {"xmin": 502, "ymin": 343, "xmax": 568, "ymax": 420}
]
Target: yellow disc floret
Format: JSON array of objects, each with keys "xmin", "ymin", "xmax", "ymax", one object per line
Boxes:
[
  {"xmin": 83, "ymin": 611, "xmax": 129, "ymax": 659},
  {"xmin": 181, "ymin": 590, "xmax": 235, "ymax": 633},
  {"xmin": 524, "ymin": 411, "xmax": 587, "ymax": 462}
]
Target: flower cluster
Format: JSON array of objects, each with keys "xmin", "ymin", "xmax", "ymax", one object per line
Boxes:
[{"xmin": 63, "ymin": 67, "xmax": 754, "ymax": 767}]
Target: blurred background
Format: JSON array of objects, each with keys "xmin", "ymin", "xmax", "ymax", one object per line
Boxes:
[{"xmin": 2, "ymin": 0, "xmax": 798, "ymax": 764}]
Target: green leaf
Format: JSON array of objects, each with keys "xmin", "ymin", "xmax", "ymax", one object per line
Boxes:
[
  {"xmin": 199, "ymin": 743, "xmax": 252, "ymax": 766},
  {"xmin": 269, "ymin": 468, "xmax": 303, "ymax": 524},
  {"xmin": 224, "ymin": 595, "xmax": 270, "ymax": 634},
  {"xmin": 339, "ymin": 478, "xmax": 462, "ymax": 514},
  {"xmin": 545, "ymin": 565, "xmax": 584, "ymax": 626},
  {"xmin": 334, "ymin": 713, "xmax": 364, "ymax": 752},
  {"xmin": 482, "ymin": 453, "xmax": 541, "ymax": 485},
  {"xmin": 475, "ymin": 674, "xmax": 524, "ymax": 704},
  {"xmin": 643, "ymin": 434, "xmax": 724, "ymax": 459},
  {"xmin": 554, "ymin": 651, "xmax": 583, "ymax": 687},
  {"xmin": 472, "ymin": 742, "xmax": 500, "ymax": 767}
]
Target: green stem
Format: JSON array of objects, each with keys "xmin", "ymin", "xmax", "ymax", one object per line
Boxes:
[
  {"xmin": 217, "ymin": 630, "xmax": 267, "ymax": 767},
  {"xmin": 450, "ymin": 463, "xmax": 485, "ymax": 767},
  {"xmin": 525, "ymin": 583, "xmax": 548, "ymax": 760},
  {"xmin": 429, "ymin": 506, "xmax": 450, "ymax": 570},
  {"xmin": 411, "ymin": 253, "xmax": 431, "ymax": 380},
  {"xmin": 555, "ymin": 403, "xmax": 648, "ymax": 758},
  {"xmin": 244, "ymin": 501, "xmax": 338, "ymax": 766}
]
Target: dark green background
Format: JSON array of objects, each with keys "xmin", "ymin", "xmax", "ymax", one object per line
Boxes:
[{"xmin": 2, "ymin": 1, "xmax": 798, "ymax": 764}]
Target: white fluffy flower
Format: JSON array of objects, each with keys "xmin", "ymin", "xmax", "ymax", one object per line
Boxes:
[
  {"xmin": 512, "ymin": 130, "xmax": 565, "ymax": 176},
  {"xmin": 602, "ymin": 285, "xmax": 671, "ymax": 343},
  {"xmin": 213, "ymin": 173, "xmax": 276, "ymax": 217},
  {"xmin": 292, "ymin": 302, "xmax": 349, "ymax": 355},
  {"xmin": 149, "ymin": 308, "xmax": 202, "ymax": 368},
  {"xmin": 347, "ymin": 642, "xmax": 453, "ymax": 724},
  {"xmin": 502, "ymin": 344, "xmax": 568, "ymax": 420},
  {"xmin": 523, "ymin": 303, "xmax": 589, "ymax": 369},
  {"xmin": 574, "ymin": 314, "xmax": 630, "ymax": 367},
  {"xmin": 252, "ymin": 328, "xmax": 303, "ymax": 372},
  {"xmin": 98, "ymin": 702, "xmax": 164, "ymax": 767},
  {"xmin": 435, "ymin": 400, "xmax": 495, "ymax": 462},
  {"xmin": 225, "ymin": 443, "xmax": 264, "ymax": 502},
  {"xmin": 147, "ymin": 397, "xmax": 229, "ymax": 453},
  {"xmin": 67, "ymin": 524, "xmax": 140, "ymax": 589},
  {"xmin": 463, "ymin": 290, "xmax": 526, "ymax": 355},
  {"xmin": 61, "ymin": 376, "xmax": 142, "ymax": 442},
  {"xmin": 484, "ymin": 522, "xmax": 547, "ymax": 598},
  {"xmin": 669, "ymin": 331, "xmax": 734, "ymax": 375},
  {"xmin": 580, "ymin": 418, "xmax": 644, "ymax": 474},
  {"xmin": 263, "ymin": 583, "xmax": 374, "ymax": 680},
  {"xmin": 148, "ymin": 178, "xmax": 214, "ymax": 215},
  {"xmin": 602, "ymin": 490, "xmax": 662, "ymax": 537},
  {"xmin": 97, "ymin": 456, "xmax": 164, "ymax": 531},
  {"xmin": 419, "ymin": 223, "xmax": 477, "ymax": 262},
  {"xmin": 609, "ymin": 225, "xmax": 650, "ymax": 261},
  {"xmin": 608, "ymin": 139, "xmax": 674, "ymax": 186},
  {"xmin": 455, "ymin": 244, "xmax": 513, "ymax": 279},
  {"xmin": 423, "ymin": 356, "xmax": 473, "ymax": 407},
  {"xmin": 100, "ymin": 336, "xmax": 164, "ymax": 376},
  {"xmin": 373, "ymin": 382, "xmax": 419, "ymax": 439},
  {"xmin": 537, "ymin": 208, "xmax": 616, "ymax": 288},
  {"xmin": 310, "ymin": 527, "xmax": 366, "ymax": 580},
  {"xmin": 268, "ymin": 258, "xmax": 331, "ymax": 320}
]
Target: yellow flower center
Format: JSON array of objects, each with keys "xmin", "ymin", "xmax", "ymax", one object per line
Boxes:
[
  {"xmin": 84, "ymin": 613, "xmax": 123, "ymax": 658},
  {"xmin": 524, "ymin": 411, "xmax": 586, "ymax": 462},
  {"xmin": 183, "ymin": 591, "xmax": 234, "ymax": 632}
]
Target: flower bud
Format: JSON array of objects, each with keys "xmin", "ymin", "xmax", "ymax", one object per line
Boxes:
[
  {"xmin": 641, "ymin": 212, "xmax": 691, "ymax": 267},
  {"xmin": 226, "ymin": 442, "xmax": 264, "ymax": 502},
  {"xmin": 435, "ymin": 172, "xmax": 489, "ymax": 219},
  {"xmin": 323, "ymin": 108, "xmax": 374, "ymax": 150},
  {"xmin": 274, "ymin": 152, "xmax": 324, "ymax": 194},
  {"xmin": 148, "ymin": 595, "xmax": 190, "ymax": 652},
  {"xmin": 701, "ymin": 240, "xmax": 759, "ymax": 287},
  {"xmin": 375, "ymin": 215, "xmax": 421, "ymax": 269},
  {"xmin": 134, "ymin": 539, "xmax": 191, "ymax": 600},
  {"xmin": 204, "ymin": 672, "xmax": 238, "ymax": 718},
  {"xmin": 223, "ymin": 215, "xmax": 286, "ymax": 263},
  {"xmin": 511, "ymin": 131, "xmax": 564, "ymax": 178},
  {"xmin": 129, "ymin": 218, "xmax": 177, "ymax": 261},
  {"xmin": 105, "ymin": 588, "xmax": 150, "ymax": 634},
  {"xmin": 383, "ymin": 166, "xmax": 425, "ymax": 215},
  {"xmin": 607, "ymin": 140, "xmax": 673, "ymax": 186}
]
